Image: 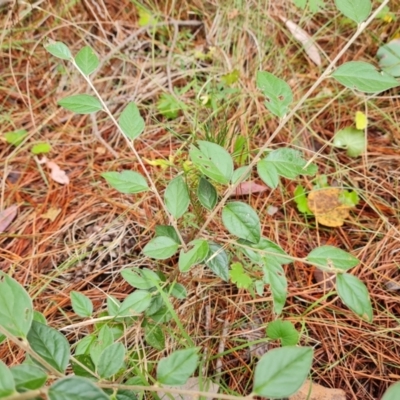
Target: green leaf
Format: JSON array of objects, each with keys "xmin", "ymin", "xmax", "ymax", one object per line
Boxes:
[
  {"xmin": 205, "ymin": 243, "xmax": 230, "ymax": 281},
  {"xmin": 253, "ymin": 346, "xmax": 313, "ymax": 397},
  {"xmin": 334, "ymin": 0, "xmax": 371, "ymax": 23},
  {"xmin": 144, "ymin": 323, "xmax": 165, "ymax": 350},
  {"xmin": 336, "ymin": 273, "xmax": 373, "ymax": 322},
  {"xmin": 197, "ymin": 177, "xmax": 218, "ymax": 210},
  {"xmin": 0, "ymin": 360, "xmax": 15, "ymax": 397},
  {"xmin": 31, "ymin": 142, "xmax": 51, "ymax": 155},
  {"xmin": 143, "ymin": 236, "xmax": 179, "ymax": 260},
  {"xmin": 89, "ymin": 325, "xmax": 113, "ymax": 366},
  {"xmin": 121, "ymin": 267, "xmax": 161, "ymax": 290},
  {"xmin": 119, "ymin": 102, "xmax": 145, "ymax": 140},
  {"xmin": 294, "ymin": 185, "xmax": 313, "ymax": 214},
  {"xmin": 33, "ymin": 311, "xmax": 47, "ymax": 325},
  {"xmin": 157, "ymin": 93, "xmax": 185, "ymax": 119},
  {"xmin": 262, "ymin": 261, "xmax": 287, "ymax": 315},
  {"xmin": 257, "ymin": 160, "xmax": 279, "ymax": 189},
  {"xmin": 117, "ymin": 290, "xmax": 152, "ymax": 316},
  {"xmin": 102, "ymin": 170, "xmax": 149, "ymax": 194},
  {"xmin": 75, "ymin": 334, "xmax": 96, "ymax": 356},
  {"xmin": 189, "ymin": 141, "xmax": 233, "ymax": 184},
  {"xmin": 164, "ymin": 176, "xmax": 190, "ymax": 219},
  {"xmin": 0, "ymin": 273, "xmax": 33, "ymax": 338},
  {"xmin": 240, "ymin": 238, "xmax": 291, "ymax": 265},
  {"xmin": 155, "ymin": 225, "xmax": 180, "ymax": 244},
  {"xmin": 231, "ymin": 166, "xmax": 251, "ymax": 185},
  {"xmin": 106, "ymin": 295, "xmax": 121, "ymax": 317},
  {"xmin": 97, "ymin": 342, "xmax": 125, "ymax": 379},
  {"xmin": 377, "ymin": 40, "xmax": 400, "ymax": 77},
  {"xmin": 49, "ymin": 376, "xmax": 109, "ymax": 400},
  {"xmin": 293, "ymin": 0, "xmax": 325, "ymax": 13},
  {"xmin": 4, "ymin": 129, "xmax": 28, "ymax": 146},
  {"xmin": 333, "ymin": 127, "xmax": 365, "ymax": 157},
  {"xmin": 256, "ymin": 71, "xmax": 293, "ymax": 118},
  {"xmin": 229, "ymin": 262, "xmax": 252, "ymax": 289},
  {"xmin": 179, "ymin": 240, "xmax": 209, "ymax": 272},
  {"xmin": 10, "ymin": 365, "xmax": 47, "ymax": 391},
  {"xmin": 382, "ymin": 382, "xmax": 400, "ymax": 400},
  {"xmin": 306, "ymin": 245, "xmax": 359, "ymax": 272},
  {"xmin": 266, "ymin": 320, "xmax": 299, "ymax": 346},
  {"xmin": 71, "ymin": 354, "xmax": 96, "ymax": 379},
  {"xmin": 157, "ymin": 348, "xmax": 200, "ymax": 386},
  {"xmin": 332, "ymin": 61, "xmax": 399, "ymax": 93},
  {"xmin": 58, "ymin": 94, "xmax": 103, "ymax": 114},
  {"xmin": 267, "ymin": 148, "xmax": 317, "ymax": 179},
  {"xmin": 339, "ymin": 190, "xmax": 359, "ymax": 207},
  {"xmin": 74, "ymin": 46, "xmax": 99, "ymax": 75},
  {"xmin": 222, "ymin": 202, "xmax": 261, "ymax": 244},
  {"xmin": 45, "ymin": 41, "xmax": 72, "ymax": 60},
  {"xmin": 70, "ymin": 291, "xmax": 93, "ymax": 317},
  {"xmin": 27, "ymin": 321, "xmax": 70, "ymax": 373},
  {"xmin": 168, "ymin": 283, "xmax": 187, "ymax": 299}
]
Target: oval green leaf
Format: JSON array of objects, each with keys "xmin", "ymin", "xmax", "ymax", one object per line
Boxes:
[
  {"xmin": 75, "ymin": 46, "xmax": 99, "ymax": 75},
  {"xmin": 5, "ymin": 129, "xmax": 28, "ymax": 146},
  {"xmin": 165, "ymin": 176, "xmax": 190, "ymax": 219},
  {"xmin": 157, "ymin": 348, "xmax": 200, "ymax": 386},
  {"xmin": 332, "ymin": 61, "xmax": 399, "ymax": 93},
  {"xmin": 145, "ymin": 323, "xmax": 165, "ymax": 350},
  {"xmin": 0, "ymin": 360, "xmax": 15, "ymax": 398},
  {"xmin": 49, "ymin": 376, "xmax": 109, "ymax": 400},
  {"xmin": 306, "ymin": 245, "xmax": 359, "ymax": 272},
  {"xmin": 27, "ymin": 321, "xmax": 70, "ymax": 373},
  {"xmin": 121, "ymin": 267, "xmax": 160, "ymax": 290},
  {"xmin": 197, "ymin": 177, "xmax": 217, "ymax": 210},
  {"xmin": 97, "ymin": 342, "xmax": 125, "ymax": 379},
  {"xmin": 262, "ymin": 260, "xmax": 287, "ymax": 315},
  {"xmin": 334, "ymin": 0, "xmax": 371, "ymax": 23},
  {"xmin": 256, "ymin": 71, "xmax": 293, "ymax": 118},
  {"xmin": 45, "ymin": 41, "xmax": 72, "ymax": 60},
  {"xmin": 102, "ymin": 170, "xmax": 149, "ymax": 194},
  {"xmin": 58, "ymin": 94, "xmax": 102, "ymax": 114},
  {"xmin": 205, "ymin": 243, "xmax": 230, "ymax": 281},
  {"xmin": 222, "ymin": 202, "xmax": 261, "ymax": 244},
  {"xmin": 143, "ymin": 236, "xmax": 179, "ymax": 260},
  {"xmin": 0, "ymin": 273, "xmax": 33, "ymax": 338},
  {"xmin": 178, "ymin": 240, "xmax": 209, "ymax": 272},
  {"xmin": 71, "ymin": 291, "xmax": 93, "ymax": 317},
  {"xmin": 382, "ymin": 382, "xmax": 400, "ymax": 400},
  {"xmin": 333, "ymin": 127, "xmax": 365, "ymax": 157},
  {"xmin": 189, "ymin": 141, "xmax": 233, "ymax": 184},
  {"xmin": 253, "ymin": 346, "xmax": 313, "ymax": 397},
  {"xmin": 10, "ymin": 365, "xmax": 47, "ymax": 391},
  {"xmin": 266, "ymin": 320, "xmax": 299, "ymax": 346},
  {"xmin": 257, "ymin": 160, "xmax": 279, "ymax": 189},
  {"xmin": 117, "ymin": 290, "xmax": 152, "ymax": 317},
  {"xmin": 119, "ymin": 102, "xmax": 145, "ymax": 140},
  {"xmin": 336, "ymin": 273, "xmax": 373, "ymax": 322}
]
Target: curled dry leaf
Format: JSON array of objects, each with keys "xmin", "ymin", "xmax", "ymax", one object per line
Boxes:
[
  {"xmin": 289, "ymin": 380, "xmax": 345, "ymax": 400},
  {"xmin": 279, "ymin": 16, "xmax": 322, "ymax": 66},
  {"xmin": 233, "ymin": 181, "xmax": 268, "ymax": 196},
  {"xmin": 46, "ymin": 161, "xmax": 70, "ymax": 184},
  {"xmin": 307, "ymin": 188, "xmax": 352, "ymax": 227},
  {"xmin": 0, "ymin": 204, "xmax": 18, "ymax": 233}
]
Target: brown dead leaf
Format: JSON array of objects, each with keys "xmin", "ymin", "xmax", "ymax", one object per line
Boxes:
[
  {"xmin": 41, "ymin": 207, "xmax": 61, "ymax": 222},
  {"xmin": 279, "ymin": 16, "xmax": 322, "ymax": 66},
  {"xmin": 46, "ymin": 161, "xmax": 70, "ymax": 185},
  {"xmin": 0, "ymin": 204, "xmax": 18, "ymax": 233},
  {"xmin": 307, "ymin": 188, "xmax": 352, "ymax": 227},
  {"xmin": 233, "ymin": 181, "xmax": 268, "ymax": 196},
  {"xmin": 314, "ymin": 269, "xmax": 336, "ymax": 291},
  {"xmin": 289, "ymin": 380, "xmax": 345, "ymax": 400}
]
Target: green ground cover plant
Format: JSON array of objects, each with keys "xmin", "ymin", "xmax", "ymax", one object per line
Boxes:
[{"xmin": 1, "ymin": 0, "xmax": 400, "ymax": 399}]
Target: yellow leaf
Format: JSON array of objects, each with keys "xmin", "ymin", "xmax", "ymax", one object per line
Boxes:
[
  {"xmin": 307, "ymin": 188, "xmax": 353, "ymax": 227},
  {"xmin": 143, "ymin": 158, "xmax": 172, "ymax": 169},
  {"xmin": 41, "ymin": 207, "xmax": 61, "ymax": 222},
  {"xmin": 355, "ymin": 111, "xmax": 367, "ymax": 130}
]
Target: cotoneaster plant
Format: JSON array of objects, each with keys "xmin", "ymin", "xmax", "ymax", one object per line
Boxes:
[{"xmin": 1, "ymin": 1, "xmax": 400, "ymax": 399}]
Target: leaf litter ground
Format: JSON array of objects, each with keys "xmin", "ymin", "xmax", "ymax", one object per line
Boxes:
[{"xmin": 1, "ymin": 1, "xmax": 400, "ymax": 398}]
